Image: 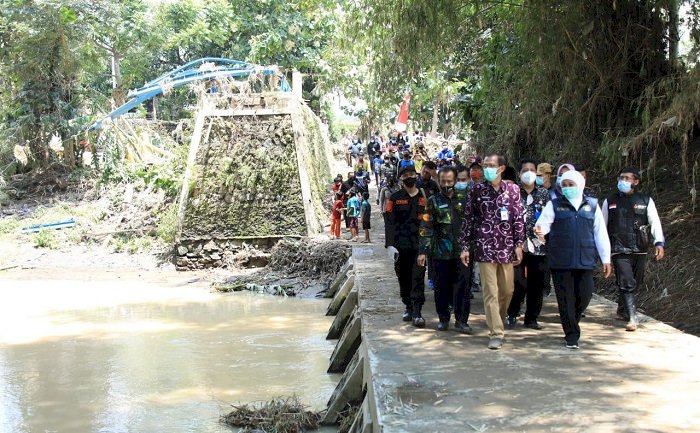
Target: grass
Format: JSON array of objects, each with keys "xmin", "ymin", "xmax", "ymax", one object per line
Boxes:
[
  {"xmin": 156, "ymin": 202, "xmax": 179, "ymax": 244},
  {"xmin": 0, "ymin": 217, "xmax": 20, "ymax": 235},
  {"xmin": 108, "ymin": 233, "xmax": 157, "ymax": 255}
]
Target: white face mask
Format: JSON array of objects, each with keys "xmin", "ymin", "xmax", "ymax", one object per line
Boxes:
[{"xmin": 520, "ymin": 171, "xmax": 536, "ymax": 186}]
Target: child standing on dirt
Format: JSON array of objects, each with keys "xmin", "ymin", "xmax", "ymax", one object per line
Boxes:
[
  {"xmin": 330, "ymin": 191, "xmax": 344, "ymax": 240},
  {"xmin": 361, "ymin": 192, "xmax": 372, "ymax": 243},
  {"xmin": 346, "ymin": 189, "xmax": 361, "ymax": 242}
]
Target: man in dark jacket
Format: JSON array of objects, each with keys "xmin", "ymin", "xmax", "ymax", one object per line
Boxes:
[
  {"xmin": 602, "ymin": 167, "xmax": 665, "ymax": 331},
  {"xmin": 385, "ymin": 164, "xmax": 427, "ymax": 327}
]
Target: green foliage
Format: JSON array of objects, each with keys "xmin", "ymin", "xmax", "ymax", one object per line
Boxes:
[
  {"xmin": 333, "ymin": 0, "xmax": 700, "ymax": 173},
  {"xmin": 0, "ymin": 0, "xmax": 339, "ymax": 170},
  {"xmin": 0, "ymin": 217, "xmax": 19, "ymax": 235},
  {"xmin": 108, "ymin": 233, "xmax": 153, "ymax": 254},
  {"xmin": 0, "ymin": 0, "xmax": 86, "ymax": 167},
  {"xmin": 33, "ymin": 230, "xmax": 58, "ymax": 249},
  {"xmin": 156, "ymin": 202, "xmax": 179, "ymax": 245}
]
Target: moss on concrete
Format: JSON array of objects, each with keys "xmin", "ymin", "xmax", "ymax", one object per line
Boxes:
[{"xmin": 181, "ymin": 115, "xmax": 305, "ymax": 240}]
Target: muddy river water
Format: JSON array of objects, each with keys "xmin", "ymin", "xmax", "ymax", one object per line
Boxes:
[{"xmin": 0, "ymin": 270, "xmax": 338, "ymax": 433}]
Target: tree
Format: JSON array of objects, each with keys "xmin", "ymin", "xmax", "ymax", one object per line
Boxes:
[
  {"xmin": 79, "ymin": 0, "xmax": 151, "ymax": 107},
  {"xmin": 0, "ymin": 1, "xmax": 84, "ymax": 167}
]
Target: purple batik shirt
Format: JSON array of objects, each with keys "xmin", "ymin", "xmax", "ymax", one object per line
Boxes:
[{"xmin": 460, "ymin": 180, "xmax": 526, "ymax": 263}]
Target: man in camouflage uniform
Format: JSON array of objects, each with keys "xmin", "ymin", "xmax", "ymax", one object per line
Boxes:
[{"xmin": 418, "ymin": 166, "xmax": 473, "ymax": 333}]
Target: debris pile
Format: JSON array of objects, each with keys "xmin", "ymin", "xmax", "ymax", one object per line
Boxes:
[
  {"xmin": 212, "ymin": 237, "xmax": 350, "ymax": 297},
  {"xmin": 220, "ymin": 396, "xmax": 322, "ymax": 433},
  {"xmin": 268, "ymin": 237, "xmax": 350, "ymax": 281}
]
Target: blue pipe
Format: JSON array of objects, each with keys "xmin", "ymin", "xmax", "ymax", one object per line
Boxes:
[{"xmin": 90, "ymin": 58, "xmax": 291, "ymax": 130}]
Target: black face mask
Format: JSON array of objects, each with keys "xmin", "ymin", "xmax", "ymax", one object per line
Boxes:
[
  {"xmin": 441, "ymin": 185, "xmax": 455, "ymax": 195},
  {"xmin": 422, "ymin": 173, "xmax": 431, "ymax": 181},
  {"xmin": 402, "ymin": 177, "xmax": 417, "ymax": 188}
]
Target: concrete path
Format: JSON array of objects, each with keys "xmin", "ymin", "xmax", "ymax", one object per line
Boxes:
[{"xmin": 350, "ymin": 178, "xmax": 700, "ymax": 433}]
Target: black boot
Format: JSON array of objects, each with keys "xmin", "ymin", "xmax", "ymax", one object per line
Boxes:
[
  {"xmin": 402, "ymin": 308, "xmax": 413, "ymax": 322},
  {"xmin": 616, "ymin": 292, "xmax": 629, "ymax": 321},
  {"xmin": 623, "ymin": 292, "xmax": 638, "ymax": 332}
]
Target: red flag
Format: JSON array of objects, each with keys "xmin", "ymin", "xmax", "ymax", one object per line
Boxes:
[{"xmin": 395, "ymin": 94, "xmax": 411, "ymax": 132}]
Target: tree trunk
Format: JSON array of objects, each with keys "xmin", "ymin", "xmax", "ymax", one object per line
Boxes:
[
  {"xmin": 668, "ymin": 0, "xmax": 680, "ymax": 69},
  {"xmin": 111, "ymin": 49, "xmax": 125, "ymax": 106},
  {"xmin": 431, "ymin": 94, "xmax": 440, "ymax": 137}
]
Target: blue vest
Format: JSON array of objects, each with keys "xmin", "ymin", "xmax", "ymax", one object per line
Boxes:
[{"xmin": 548, "ymin": 197, "xmax": 598, "ymax": 270}]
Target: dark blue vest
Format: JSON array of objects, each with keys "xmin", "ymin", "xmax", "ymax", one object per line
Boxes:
[{"xmin": 548, "ymin": 197, "xmax": 599, "ymax": 270}]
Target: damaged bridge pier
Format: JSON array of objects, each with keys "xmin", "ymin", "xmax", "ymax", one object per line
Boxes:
[
  {"xmin": 175, "ymin": 91, "xmax": 334, "ymax": 270},
  {"xmin": 323, "ymin": 246, "xmax": 700, "ymax": 432}
]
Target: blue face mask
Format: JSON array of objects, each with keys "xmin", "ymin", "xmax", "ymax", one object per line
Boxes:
[
  {"xmin": 455, "ymin": 181, "xmax": 468, "ymax": 191},
  {"xmin": 484, "ymin": 167, "xmax": 499, "ymax": 182},
  {"xmin": 535, "ymin": 176, "xmax": 545, "ymax": 186},
  {"xmin": 562, "ymin": 186, "xmax": 578, "ymax": 200},
  {"xmin": 617, "ymin": 180, "xmax": 632, "ymax": 194},
  {"xmin": 556, "ymin": 177, "xmax": 563, "ymax": 188}
]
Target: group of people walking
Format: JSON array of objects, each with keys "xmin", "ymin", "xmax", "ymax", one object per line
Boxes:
[{"xmin": 381, "ymin": 151, "xmax": 665, "ymax": 350}]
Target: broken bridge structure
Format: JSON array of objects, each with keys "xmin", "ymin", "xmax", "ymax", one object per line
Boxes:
[{"xmin": 174, "ymin": 73, "xmax": 333, "ymax": 270}]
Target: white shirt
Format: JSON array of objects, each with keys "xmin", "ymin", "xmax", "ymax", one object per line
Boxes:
[
  {"xmin": 601, "ymin": 196, "xmax": 665, "ymax": 253},
  {"xmin": 536, "ymin": 200, "xmax": 612, "ymax": 264}
]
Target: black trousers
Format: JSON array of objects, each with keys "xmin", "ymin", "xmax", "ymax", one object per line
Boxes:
[
  {"xmin": 432, "ymin": 258, "xmax": 472, "ymax": 323},
  {"xmin": 543, "ymin": 260, "xmax": 552, "ymax": 294},
  {"xmin": 395, "ymin": 248, "xmax": 426, "ymax": 312},
  {"xmin": 552, "ymin": 269, "xmax": 594, "ymax": 345},
  {"xmin": 507, "ymin": 253, "xmax": 546, "ymax": 323},
  {"xmin": 613, "ymin": 254, "xmax": 647, "ymax": 310}
]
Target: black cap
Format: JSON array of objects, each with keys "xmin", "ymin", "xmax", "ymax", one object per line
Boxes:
[
  {"xmin": 619, "ymin": 166, "xmax": 641, "ymax": 181},
  {"xmin": 398, "ymin": 164, "xmax": 417, "ymax": 177}
]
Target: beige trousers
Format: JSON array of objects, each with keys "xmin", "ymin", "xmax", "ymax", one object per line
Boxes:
[{"xmin": 479, "ymin": 262, "xmax": 515, "ymax": 339}]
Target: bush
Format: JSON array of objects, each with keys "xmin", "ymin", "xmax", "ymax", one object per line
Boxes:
[
  {"xmin": 156, "ymin": 202, "xmax": 179, "ymax": 244},
  {"xmin": 33, "ymin": 230, "xmax": 58, "ymax": 249}
]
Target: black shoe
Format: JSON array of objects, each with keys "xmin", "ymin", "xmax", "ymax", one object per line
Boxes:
[
  {"xmin": 524, "ymin": 321, "xmax": 543, "ymax": 330},
  {"xmin": 505, "ymin": 316, "xmax": 517, "ymax": 330},
  {"xmin": 566, "ymin": 342, "xmax": 580, "ymax": 350},
  {"xmin": 543, "ymin": 289, "xmax": 551, "ymax": 298},
  {"xmin": 402, "ymin": 310, "xmax": 413, "ymax": 322},
  {"xmin": 412, "ymin": 316, "xmax": 426, "ymax": 328},
  {"xmin": 454, "ymin": 322, "xmax": 473, "ymax": 334},
  {"xmin": 437, "ymin": 321, "xmax": 449, "ymax": 331}
]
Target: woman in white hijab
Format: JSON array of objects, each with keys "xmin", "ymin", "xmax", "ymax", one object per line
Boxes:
[
  {"xmin": 550, "ymin": 163, "xmax": 576, "ymax": 200},
  {"xmin": 535, "ymin": 170, "xmax": 612, "ymax": 349}
]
